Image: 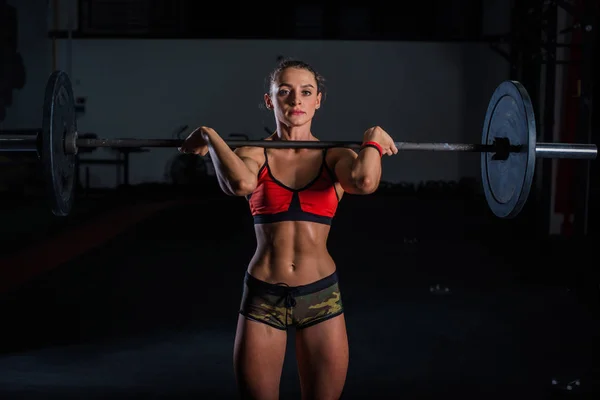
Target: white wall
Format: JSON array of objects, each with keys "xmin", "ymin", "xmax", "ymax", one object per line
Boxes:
[{"xmin": 3, "ymin": 0, "xmax": 512, "ymax": 189}]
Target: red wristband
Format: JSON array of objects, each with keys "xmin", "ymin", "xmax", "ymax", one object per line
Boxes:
[{"xmin": 360, "ymin": 141, "xmax": 383, "ymax": 157}]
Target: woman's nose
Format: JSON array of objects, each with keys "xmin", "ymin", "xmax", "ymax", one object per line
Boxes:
[{"xmin": 289, "ymin": 95, "xmax": 301, "ymax": 105}]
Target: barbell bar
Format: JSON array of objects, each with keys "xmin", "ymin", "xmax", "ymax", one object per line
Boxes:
[
  {"xmin": 0, "ymin": 71, "xmax": 596, "ymax": 219},
  {"xmin": 1, "ymin": 133, "xmax": 597, "ymax": 159}
]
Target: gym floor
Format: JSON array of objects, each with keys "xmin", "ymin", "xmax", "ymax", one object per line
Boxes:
[{"xmin": 0, "ymin": 181, "xmax": 598, "ymax": 399}]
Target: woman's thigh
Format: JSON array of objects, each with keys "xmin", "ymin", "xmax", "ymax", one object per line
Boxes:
[
  {"xmin": 295, "ymin": 313, "xmax": 349, "ymax": 400},
  {"xmin": 233, "ymin": 315, "xmax": 288, "ymax": 400}
]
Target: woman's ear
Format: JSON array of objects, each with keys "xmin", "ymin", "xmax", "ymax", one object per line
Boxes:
[{"xmin": 264, "ymin": 93, "xmax": 273, "ymax": 110}]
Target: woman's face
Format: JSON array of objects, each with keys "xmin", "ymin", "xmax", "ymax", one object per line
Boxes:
[{"xmin": 265, "ymin": 67, "xmax": 321, "ymax": 128}]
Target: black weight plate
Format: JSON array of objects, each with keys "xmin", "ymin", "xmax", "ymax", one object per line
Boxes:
[
  {"xmin": 42, "ymin": 71, "xmax": 77, "ymax": 216},
  {"xmin": 481, "ymin": 80, "xmax": 537, "ymax": 219}
]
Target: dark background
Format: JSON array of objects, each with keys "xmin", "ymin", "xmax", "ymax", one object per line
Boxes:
[{"xmin": 0, "ymin": 0, "xmax": 598, "ymax": 398}]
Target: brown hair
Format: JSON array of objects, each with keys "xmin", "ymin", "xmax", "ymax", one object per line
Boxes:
[{"xmin": 266, "ymin": 57, "xmax": 327, "ymax": 101}]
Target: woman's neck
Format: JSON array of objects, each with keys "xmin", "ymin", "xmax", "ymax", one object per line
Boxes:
[{"xmin": 274, "ymin": 124, "xmax": 315, "ymax": 141}]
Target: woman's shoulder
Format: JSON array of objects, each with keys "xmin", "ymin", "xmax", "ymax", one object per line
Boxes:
[
  {"xmin": 325, "ymin": 145, "xmax": 357, "ymax": 162},
  {"xmin": 234, "ymin": 142, "xmax": 266, "ymax": 167}
]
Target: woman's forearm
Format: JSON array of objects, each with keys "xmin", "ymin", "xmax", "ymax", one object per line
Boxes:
[{"xmin": 203, "ymin": 130, "xmax": 257, "ymax": 195}]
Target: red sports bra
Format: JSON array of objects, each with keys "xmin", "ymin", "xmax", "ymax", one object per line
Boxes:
[{"xmin": 247, "ymin": 148, "xmax": 339, "ymax": 225}]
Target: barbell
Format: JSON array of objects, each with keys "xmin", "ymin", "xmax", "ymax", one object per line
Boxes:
[{"xmin": 0, "ymin": 70, "xmax": 597, "ymax": 218}]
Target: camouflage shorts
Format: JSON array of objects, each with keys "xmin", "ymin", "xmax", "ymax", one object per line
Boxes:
[{"xmin": 239, "ymin": 271, "xmax": 344, "ymax": 330}]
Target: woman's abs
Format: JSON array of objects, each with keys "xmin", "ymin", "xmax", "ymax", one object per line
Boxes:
[{"xmin": 248, "ymin": 221, "xmax": 336, "ymax": 286}]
